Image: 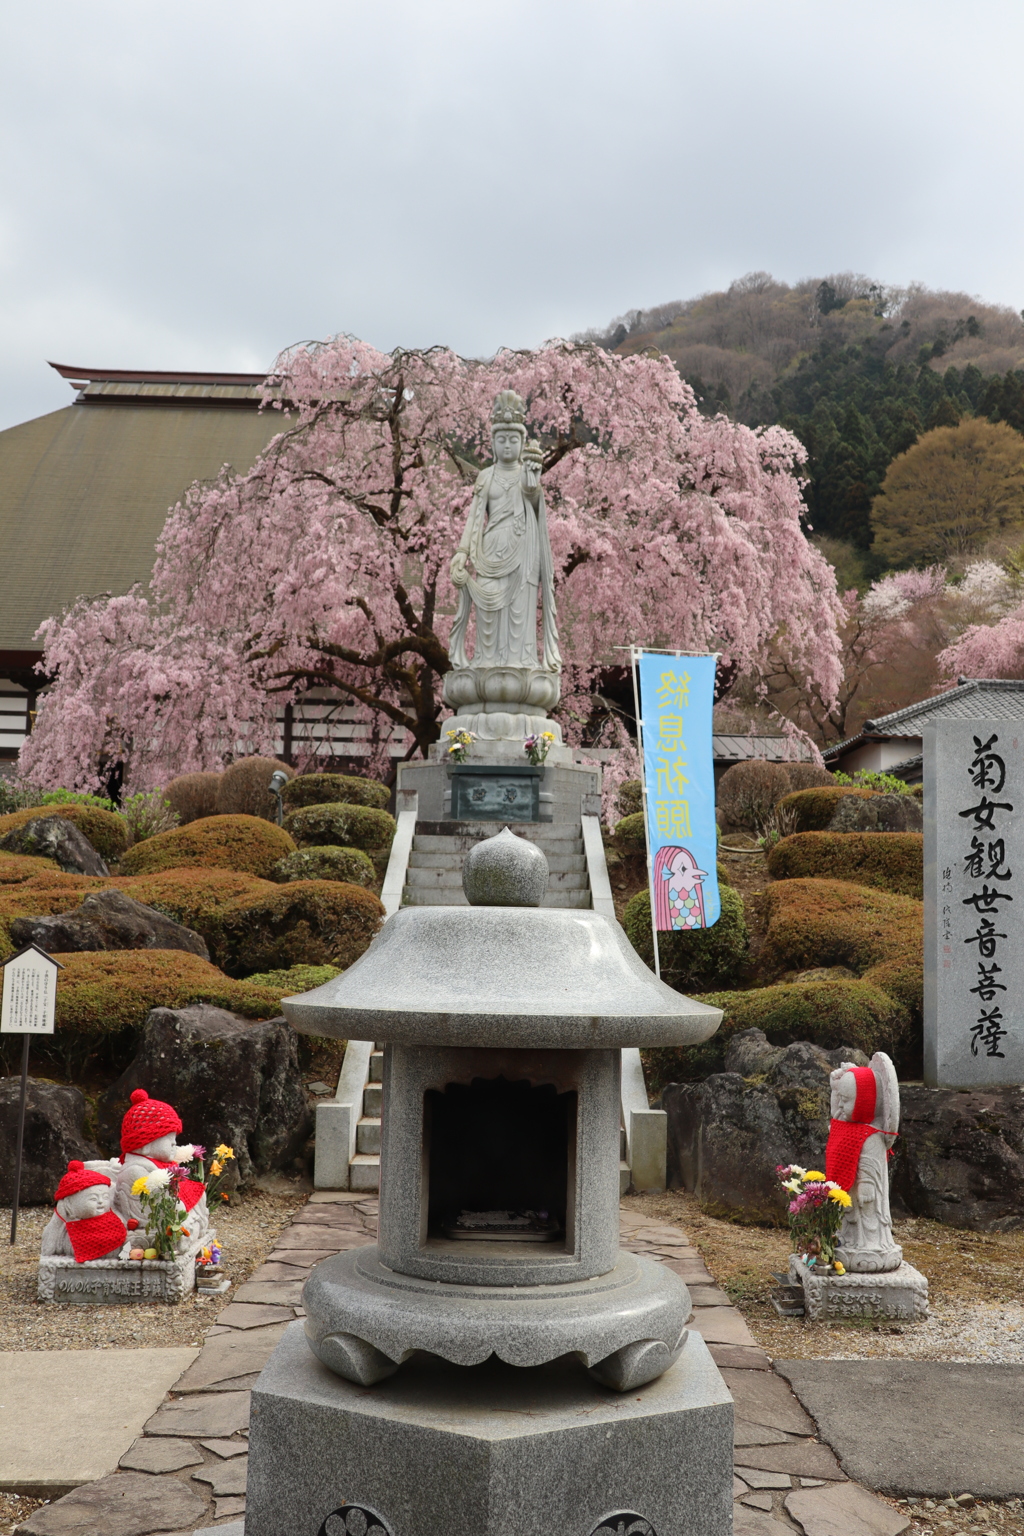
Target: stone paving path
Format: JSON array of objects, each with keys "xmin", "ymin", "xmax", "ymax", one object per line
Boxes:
[{"xmin": 18, "ymin": 1198, "xmax": 910, "ymax": 1536}]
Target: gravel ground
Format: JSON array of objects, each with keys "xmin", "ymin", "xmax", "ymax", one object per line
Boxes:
[
  {"xmin": 0, "ymin": 1182, "xmax": 308, "ymax": 1351},
  {"xmin": 896, "ymin": 1496, "xmax": 1024, "ymax": 1536}
]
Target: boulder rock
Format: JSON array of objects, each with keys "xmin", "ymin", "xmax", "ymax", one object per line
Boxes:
[
  {"xmin": 827, "ymin": 794, "xmax": 922, "ymax": 833},
  {"xmin": 0, "ymin": 816, "xmax": 109, "ymax": 876},
  {"xmin": 10, "ymin": 889, "xmax": 209, "ymax": 958},
  {"xmin": 662, "ymin": 1030, "xmax": 869, "ymax": 1221},
  {"xmin": 96, "ymin": 1004, "xmax": 312, "ymax": 1181},
  {"xmin": 0, "ymin": 1078, "xmax": 97, "ymax": 1203},
  {"xmin": 891, "ymin": 1084, "xmax": 1024, "ymax": 1231}
]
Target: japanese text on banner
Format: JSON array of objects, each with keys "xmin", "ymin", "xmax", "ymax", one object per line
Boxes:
[{"xmin": 638, "ymin": 652, "xmax": 720, "ymax": 931}]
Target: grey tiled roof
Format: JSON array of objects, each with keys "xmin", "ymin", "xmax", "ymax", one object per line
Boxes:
[
  {"xmin": 713, "ymin": 734, "xmax": 816, "ymax": 762},
  {"xmin": 823, "ymin": 680, "xmax": 1024, "ymax": 760}
]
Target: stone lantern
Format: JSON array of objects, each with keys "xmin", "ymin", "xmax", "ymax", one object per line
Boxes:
[{"xmin": 246, "ymin": 829, "xmax": 734, "ymax": 1536}]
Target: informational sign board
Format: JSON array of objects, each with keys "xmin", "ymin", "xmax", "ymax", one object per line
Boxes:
[
  {"xmin": 636, "ymin": 651, "xmax": 720, "ymax": 931},
  {"xmin": 924, "ymin": 720, "xmax": 1024, "ymax": 1087},
  {"xmin": 1, "ymin": 945, "xmax": 60, "ymax": 1035}
]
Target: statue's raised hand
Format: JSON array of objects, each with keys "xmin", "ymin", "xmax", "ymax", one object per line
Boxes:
[{"xmin": 450, "ymin": 549, "xmax": 469, "ymax": 588}]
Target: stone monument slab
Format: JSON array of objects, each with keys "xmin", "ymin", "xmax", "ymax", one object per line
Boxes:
[
  {"xmin": 246, "ymin": 1321, "xmax": 733, "ymax": 1536},
  {"xmin": 924, "ymin": 720, "xmax": 1024, "ymax": 1086}
]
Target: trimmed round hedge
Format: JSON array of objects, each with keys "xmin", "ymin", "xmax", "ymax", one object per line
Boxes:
[
  {"xmin": 117, "ymin": 868, "xmax": 276, "ymax": 932},
  {"xmin": 767, "ymin": 831, "xmax": 923, "ymax": 899},
  {"xmin": 775, "ymin": 786, "xmax": 881, "ymax": 833},
  {"xmin": 215, "ymin": 756, "xmax": 294, "ymax": 821},
  {"xmin": 613, "ymin": 812, "xmax": 646, "ymax": 850},
  {"xmin": 51, "ymin": 950, "xmax": 288, "ymax": 1037},
  {"xmin": 270, "ymin": 846, "xmax": 376, "ymax": 886},
  {"xmin": 617, "ymin": 779, "xmax": 643, "ymax": 819},
  {"xmin": 164, "ymin": 771, "xmax": 221, "ymax": 825},
  {"xmin": 283, "ymin": 803, "xmax": 396, "ymax": 853},
  {"xmin": 244, "ymin": 963, "xmax": 342, "ymax": 991},
  {"xmin": 623, "ymin": 883, "xmax": 748, "ymax": 994},
  {"xmin": 119, "ymin": 815, "xmax": 296, "ymax": 878},
  {"xmin": 0, "ymin": 852, "xmax": 61, "ymax": 884},
  {"xmin": 759, "ymin": 876, "xmax": 922, "ymax": 990},
  {"xmin": 212, "ymin": 879, "xmax": 384, "ymax": 977},
  {"xmin": 281, "ymin": 773, "xmax": 390, "ymax": 812},
  {"xmin": 0, "ymin": 804, "xmax": 131, "ymax": 863}
]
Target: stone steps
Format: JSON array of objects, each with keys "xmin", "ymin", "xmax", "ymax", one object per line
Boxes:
[
  {"xmin": 412, "ymin": 834, "xmax": 583, "ymax": 857},
  {"xmin": 410, "ymin": 849, "xmax": 586, "ymax": 873},
  {"xmin": 405, "ymin": 866, "xmax": 589, "ymax": 891},
  {"xmin": 402, "ymin": 887, "xmax": 592, "ymax": 908}
]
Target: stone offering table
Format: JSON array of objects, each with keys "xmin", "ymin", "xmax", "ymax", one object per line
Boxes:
[{"xmin": 245, "ymin": 829, "xmax": 735, "ymax": 1536}]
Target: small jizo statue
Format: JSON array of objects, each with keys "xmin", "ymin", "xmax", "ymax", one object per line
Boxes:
[
  {"xmin": 113, "ymin": 1088, "xmax": 211, "ymax": 1248},
  {"xmin": 40, "ymin": 1161, "xmax": 130, "ymax": 1264},
  {"xmin": 825, "ymin": 1052, "xmax": 902, "ymax": 1273}
]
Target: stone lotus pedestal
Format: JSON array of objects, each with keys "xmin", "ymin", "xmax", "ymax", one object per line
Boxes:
[
  {"xmin": 788, "ymin": 1255, "xmax": 929, "ymax": 1322},
  {"xmin": 38, "ymin": 1229, "xmax": 212, "ymax": 1305},
  {"xmin": 245, "ymin": 830, "xmax": 735, "ymax": 1536}
]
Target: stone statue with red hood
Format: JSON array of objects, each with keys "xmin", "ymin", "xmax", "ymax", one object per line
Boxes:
[
  {"xmin": 825, "ymin": 1052, "xmax": 902, "ymax": 1274},
  {"xmin": 112, "ymin": 1088, "xmax": 211, "ymax": 1249}
]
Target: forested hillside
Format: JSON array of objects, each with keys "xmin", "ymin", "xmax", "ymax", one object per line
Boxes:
[{"xmin": 578, "ymin": 273, "xmax": 1024, "ymax": 571}]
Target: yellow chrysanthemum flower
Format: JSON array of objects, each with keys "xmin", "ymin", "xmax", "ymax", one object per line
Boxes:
[
  {"xmin": 828, "ymin": 1187, "xmax": 852, "ymax": 1207},
  {"xmin": 215, "ymin": 1144, "xmax": 235, "ymax": 1160},
  {"xmin": 802, "ymin": 1171, "xmax": 826, "ymax": 1182},
  {"xmin": 131, "ymin": 1176, "xmax": 149, "ymax": 1197}
]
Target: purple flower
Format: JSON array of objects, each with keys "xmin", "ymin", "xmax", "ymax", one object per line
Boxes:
[{"xmin": 191, "ymin": 1145, "xmax": 206, "ymax": 1159}]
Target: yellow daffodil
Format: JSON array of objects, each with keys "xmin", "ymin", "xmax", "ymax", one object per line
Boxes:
[
  {"xmin": 828, "ymin": 1187, "xmax": 852, "ymax": 1207},
  {"xmin": 802, "ymin": 1171, "xmax": 825, "ymax": 1182},
  {"xmin": 131, "ymin": 1176, "xmax": 148, "ymax": 1197},
  {"xmin": 209, "ymin": 1161, "xmax": 223, "ymax": 1177},
  {"xmin": 214, "ymin": 1144, "xmax": 235, "ymax": 1160}
]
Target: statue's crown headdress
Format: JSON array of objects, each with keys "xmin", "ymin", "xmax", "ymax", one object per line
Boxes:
[{"xmin": 491, "ymin": 390, "xmax": 526, "ymax": 429}]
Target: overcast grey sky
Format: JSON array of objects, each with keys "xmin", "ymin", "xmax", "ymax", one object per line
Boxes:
[{"xmin": 2, "ymin": 0, "xmax": 1023, "ymax": 430}]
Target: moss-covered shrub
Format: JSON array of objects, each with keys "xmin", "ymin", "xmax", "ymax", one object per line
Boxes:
[
  {"xmin": 281, "ymin": 773, "xmax": 390, "ymax": 812},
  {"xmin": 613, "ymin": 812, "xmax": 646, "ymax": 850},
  {"xmin": 643, "ymin": 975, "xmax": 911, "ymax": 1087},
  {"xmin": 759, "ymin": 876, "xmax": 922, "ymax": 987},
  {"xmin": 52, "ymin": 950, "xmax": 287, "ymax": 1036},
  {"xmin": 0, "ymin": 877, "xmax": 107, "ymax": 961},
  {"xmin": 244, "ymin": 963, "xmax": 342, "ymax": 991},
  {"xmin": 717, "ymin": 760, "xmax": 792, "ymax": 830},
  {"xmin": 623, "ymin": 884, "xmax": 748, "ymax": 993},
  {"xmin": 270, "ymin": 846, "xmax": 375, "ymax": 886},
  {"xmin": 215, "ymin": 756, "xmax": 294, "ymax": 821},
  {"xmin": 116, "ymin": 868, "xmax": 276, "ymax": 933},
  {"xmin": 767, "ymin": 832, "xmax": 923, "ymax": 898},
  {"xmin": 775, "ymin": 786, "xmax": 881, "ymax": 833},
  {"xmin": 212, "ymin": 880, "xmax": 384, "ymax": 978},
  {"xmin": 0, "ymin": 852, "xmax": 61, "ymax": 884},
  {"xmin": 0, "ymin": 805, "xmax": 131, "ymax": 864},
  {"xmin": 616, "ymin": 779, "xmax": 642, "ymax": 818},
  {"xmin": 165, "ymin": 772, "xmax": 221, "ymax": 825},
  {"xmin": 119, "ymin": 815, "xmax": 296, "ymax": 878},
  {"xmin": 283, "ymin": 803, "xmax": 396, "ymax": 854}
]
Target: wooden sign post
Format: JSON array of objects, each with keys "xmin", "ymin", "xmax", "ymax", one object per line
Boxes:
[{"xmin": 2, "ymin": 944, "xmax": 62, "ymax": 1243}]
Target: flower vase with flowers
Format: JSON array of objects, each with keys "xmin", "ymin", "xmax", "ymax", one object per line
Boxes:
[
  {"xmin": 445, "ymin": 728, "xmax": 476, "ymax": 764},
  {"xmin": 523, "ymin": 730, "xmax": 555, "ymax": 766},
  {"xmin": 776, "ymin": 1164, "xmax": 852, "ymax": 1272},
  {"xmin": 129, "ymin": 1166, "xmax": 194, "ymax": 1260}
]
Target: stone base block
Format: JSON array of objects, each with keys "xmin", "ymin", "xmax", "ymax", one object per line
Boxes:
[
  {"xmin": 246, "ymin": 1321, "xmax": 734, "ymax": 1536},
  {"xmin": 789, "ymin": 1256, "xmax": 929, "ymax": 1322},
  {"xmin": 38, "ymin": 1231, "xmax": 212, "ymax": 1305},
  {"xmin": 397, "ymin": 759, "xmax": 601, "ymax": 823}
]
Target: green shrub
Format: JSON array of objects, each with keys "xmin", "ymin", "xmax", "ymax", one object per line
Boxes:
[
  {"xmin": 0, "ymin": 804, "xmax": 131, "ymax": 864},
  {"xmin": 759, "ymin": 876, "xmax": 921, "ymax": 985},
  {"xmin": 283, "ymin": 803, "xmax": 396, "ymax": 853},
  {"xmin": 623, "ymin": 884, "xmax": 748, "ymax": 993},
  {"xmin": 215, "ymin": 756, "xmax": 294, "ymax": 821},
  {"xmin": 717, "ymin": 760, "xmax": 792, "ymax": 831},
  {"xmin": 775, "ymin": 786, "xmax": 881, "ymax": 833},
  {"xmin": 38, "ymin": 789, "xmax": 116, "ymax": 812},
  {"xmin": 766, "ymin": 832, "xmax": 923, "ymax": 898},
  {"xmin": 270, "ymin": 846, "xmax": 376, "ymax": 886},
  {"xmin": 613, "ymin": 812, "xmax": 646, "ymax": 850},
  {"xmin": 832, "ymin": 769, "xmax": 913, "ymax": 796},
  {"xmin": 212, "ymin": 880, "xmax": 384, "ymax": 977},
  {"xmin": 52, "ymin": 950, "xmax": 287, "ymax": 1036},
  {"xmin": 116, "ymin": 868, "xmax": 276, "ymax": 933},
  {"xmin": 119, "ymin": 790, "xmax": 179, "ymax": 843},
  {"xmin": 643, "ymin": 975, "xmax": 911, "ymax": 1088},
  {"xmin": 282, "ymin": 773, "xmax": 390, "ymax": 812},
  {"xmin": 164, "ymin": 772, "xmax": 221, "ymax": 825},
  {"xmin": 119, "ymin": 815, "xmax": 295, "ymax": 878},
  {"xmin": 616, "ymin": 779, "xmax": 642, "ymax": 818},
  {"xmin": 244, "ymin": 963, "xmax": 342, "ymax": 991}
]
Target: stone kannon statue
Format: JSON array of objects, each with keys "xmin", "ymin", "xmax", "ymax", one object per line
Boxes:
[
  {"xmin": 442, "ymin": 390, "xmax": 564, "ymax": 750},
  {"xmin": 40, "ymin": 1161, "xmax": 129, "ymax": 1264},
  {"xmin": 825, "ymin": 1052, "xmax": 902, "ymax": 1273},
  {"xmin": 112, "ymin": 1088, "xmax": 211, "ymax": 1249}
]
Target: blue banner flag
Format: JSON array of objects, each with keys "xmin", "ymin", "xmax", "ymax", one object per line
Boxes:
[{"xmin": 637, "ymin": 651, "xmax": 720, "ymax": 931}]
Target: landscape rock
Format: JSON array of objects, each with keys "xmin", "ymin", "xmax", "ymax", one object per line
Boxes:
[
  {"xmin": 11, "ymin": 889, "xmax": 209, "ymax": 959},
  {"xmin": 662, "ymin": 1030, "xmax": 869, "ymax": 1221},
  {"xmin": 891, "ymin": 1084, "xmax": 1024, "ymax": 1231},
  {"xmin": 17, "ymin": 1470, "xmax": 206, "ymax": 1536},
  {"xmin": 96, "ymin": 1004, "xmax": 312, "ymax": 1181},
  {"xmin": 0, "ymin": 1078, "xmax": 97, "ymax": 1203},
  {"xmin": 0, "ymin": 816, "xmax": 109, "ymax": 876},
  {"xmin": 827, "ymin": 794, "xmax": 922, "ymax": 834}
]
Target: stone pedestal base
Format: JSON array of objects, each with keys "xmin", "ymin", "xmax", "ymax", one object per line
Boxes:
[
  {"xmin": 246, "ymin": 1321, "xmax": 734, "ymax": 1536},
  {"xmin": 397, "ymin": 759, "xmax": 601, "ymax": 824},
  {"xmin": 38, "ymin": 1231, "xmax": 212, "ymax": 1305},
  {"xmin": 789, "ymin": 1256, "xmax": 929, "ymax": 1321}
]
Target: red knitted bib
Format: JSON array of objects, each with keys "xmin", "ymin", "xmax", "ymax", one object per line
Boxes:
[
  {"xmin": 825, "ymin": 1119, "xmax": 884, "ymax": 1191},
  {"xmin": 61, "ymin": 1210, "xmax": 128, "ymax": 1263},
  {"xmin": 149, "ymin": 1159, "xmax": 206, "ymax": 1213}
]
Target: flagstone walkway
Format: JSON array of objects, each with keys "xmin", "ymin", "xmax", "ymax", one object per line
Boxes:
[{"xmin": 17, "ymin": 1198, "xmax": 910, "ymax": 1536}]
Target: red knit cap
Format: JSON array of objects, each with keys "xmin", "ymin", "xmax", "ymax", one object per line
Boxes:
[
  {"xmin": 54, "ymin": 1160, "xmax": 111, "ymax": 1203},
  {"xmin": 120, "ymin": 1088, "xmax": 182, "ymax": 1155}
]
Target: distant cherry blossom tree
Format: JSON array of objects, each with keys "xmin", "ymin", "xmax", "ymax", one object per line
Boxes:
[{"xmin": 20, "ymin": 338, "xmax": 845, "ymax": 791}]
